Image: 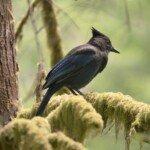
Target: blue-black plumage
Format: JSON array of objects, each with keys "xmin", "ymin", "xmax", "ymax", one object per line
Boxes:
[{"xmin": 36, "ymin": 27, "xmax": 119, "ymax": 116}]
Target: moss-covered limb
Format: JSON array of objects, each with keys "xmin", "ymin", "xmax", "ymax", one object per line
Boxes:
[
  {"xmin": 43, "ymin": 95, "xmax": 64, "ymax": 116},
  {"xmin": 17, "ymin": 95, "xmax": 63, "ymax": 119},
  {"xmin": 0, "ymin": 117, "xmax": 86, "ymax": 150},
  {"xmin": 0, "ymin": 117, "xmax": 52, "ymax": 150},
  {"xmin": 131, "ymin": 107, "xmax": 150, "ymax": 143},
  {"xmin": 17, "ymin": 94, "xmax": 103, "ymax": 143},
  {"xmin": 47, "ymin": 95, "xmax": 103, "ymax": 143},
  {"xmin": 40, "ymin": 0, "xmax": 63, "ymax": 67},
  {"xmin": 17, "ymin": 92, "xmax": 150, "ymax": 148},
  {"xmin": 18, "ymin": 92, "xmax": 150, "ymax": 137},
  {"xmin": 132, "ymin": 107, "xmax": 150, "ymax": 133},
  {"xmin": 86, "ymin": 92, "xmax": 150, "ymax": 132},
  {"xmin": 49, "ymin": 132, "xmax": 86, "ymax": 150},
  {"xmin": 86, "ymin": 92, "xmax": 150, "ymax": 148},
  {"xmin": 17, "ymin": 103, "xmax": 39, "ymax": 119},
  {"xmin": 15, "ymin": 0, "xmax": 40, "ymax": 42}
]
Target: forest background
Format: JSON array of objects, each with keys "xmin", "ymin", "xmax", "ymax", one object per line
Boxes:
[{"xmin": 13, "ymin": 0, "xmax": 150, "ymax": 150}]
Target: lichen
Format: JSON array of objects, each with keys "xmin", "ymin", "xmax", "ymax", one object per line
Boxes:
[
  {"xmin": 49, "ymin": 132, "xmax": 86, "ymax": 150},
  {"xmin": 0, "ymin": 117, "xmax": 52, "ymax": 150},
  {"xmin": 0, "ymin": 117, "xmax": 86, "ymax": 150},
  {"xmin": 86, "ymin": 92, "xmax": 150, "ymax": 149},
  {"xmin": 47, "ymin": 95, "xmax": 103, "ymax": 142},
  {"xmin": 17, "ymin": 104, "xmax": 38, "ymax": 119},
  {"xmin": 17, "ymin": 94, "xmax": 66, "ymax": 118},
  {"xmin": 43, "ymin": 95, "xmax": 64, "ymax": 116},
  {"xmin": 16, "ymin": 92, "xmax": 150, "ymax": 149}
]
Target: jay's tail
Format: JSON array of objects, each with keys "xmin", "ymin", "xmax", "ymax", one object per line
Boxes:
[{"xmin": 36, "ymin": 84, "xmax": 63, "ymax": 116}]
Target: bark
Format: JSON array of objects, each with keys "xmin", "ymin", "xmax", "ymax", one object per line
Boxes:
[{"xmin": 0, "ymin": 0, "xmax": 19, "ymax": 125}]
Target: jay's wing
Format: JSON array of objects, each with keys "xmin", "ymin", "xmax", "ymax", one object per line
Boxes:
[{"xmin": 43, "ymin": 50, "xmax": 96, "ymax": 89}]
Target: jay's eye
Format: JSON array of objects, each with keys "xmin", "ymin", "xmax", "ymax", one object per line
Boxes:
[
  {"xmin": 106, "ymin": 40, "xmax": 111, "ymax": 45},
  {"xmin": 106, "ymin": 45, "xmax": 110, "ymax": 49}
]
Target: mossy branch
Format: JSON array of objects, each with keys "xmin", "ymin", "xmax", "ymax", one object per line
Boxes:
[
  {"xmin": 46, "ymin": 95, "xmax": 103, "ymax": 142},
  {"xmin": 48, "ymin": 132, "xmax": 86, "ymax": 150},
  {"xmin": 86, "ymin": 92, "xmax": 150, "ymax": 149},
  {"xmin": 0, "ymin": 117, "xmax": 85, "ymax": 150},
  {"xmin": 18, "ymin": 92, "xmax": 150, "ymax": 149},
  {"xmin": 0, "ymin": 118, "xmax": 52, "ymax": 150},
  {"xmin": 1, "ymin": 92, "xmax": 148, "ymax": 149},
  {"xmin": 18, "ymin": 95, "xmax": 103, "ymax": 143},
  {"xmin": 40, "ymin": 0, "xmax": 63, "ymax": 67},
  {"xmin": 15, "ymin": 0, "xmax": 40, "ymax": 42}
]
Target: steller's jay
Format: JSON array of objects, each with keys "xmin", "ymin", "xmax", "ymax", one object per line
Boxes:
[{"xmin": 36, "ymin": 27, "xmax": 119, "ymax": 116}]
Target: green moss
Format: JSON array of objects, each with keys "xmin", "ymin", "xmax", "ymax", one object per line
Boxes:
[
  {"xmin": 0, "ymin": 117, "xmax": 86, "ymax": 150},
  {"xmin": 132, "ymin": 107, "xmax": 150, "ymax": 144},
  {"xmin": 16, "ymin": 92, "xmax": 149, "ymax": 149},
  {"xmin": 86, "ymin": 92, "xmax": 150, "ymax": 149},
  {"xmin": 17, "ymin": 94, "xmax": 66, "ymax": 118},
  {"xmin": 49, "ymin": 132, "xmax": 86, "ymax": 150},
  {"xmin": 17, "ymin": 103, "xmax": 39, "ymax": 119},
  {"xmin": 41, "ymin": 0, "xmax": 63, "ymax": 67},
  {"xmin": 18, "ymin": 94, "xmax": 103, "ymax": 143},
  {"xmin": 43, "ymin": 95, "xmax": 64, "ymax": 116},
  {"xmin": 0, "ymin": 118, "xmax": 51, "ymax": 150},
  {"xmin": 47, "ymin": 95, "xmax": 103, "ymax": 142}
]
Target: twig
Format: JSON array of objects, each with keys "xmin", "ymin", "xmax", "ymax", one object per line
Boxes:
[
  {"xmin": 15, "ymin": 0, "xmax": 40, "ymax": 42},
  {"xmin": 27, "ymin": 0, "xmax": 45, "ymax": 102},
  {"xmin": 27, "ymin": 0, "xmax": 44, "ymax": 63},
  {"xmin": 34, "ymin": 63, "xmax": 45, "ymax": 102},
  {"xmin": 36, "ymin": 25, "xmax": 45, "ymax": 34},
  {"xmin": 22, "ymin": 77, "xmax": 36, "ymax": 103},
  {"xmin": 22, "ymin": 63, "xmax": 45, "ymax": 103},
  {"xmin": 53, "ymin": 2, "xmax": 80, "ymax": 30}
]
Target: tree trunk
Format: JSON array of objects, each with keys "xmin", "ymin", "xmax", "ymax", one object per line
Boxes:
[{"xmin": 0, "ymin": 0, "xmax": 19, "ymax": 125}]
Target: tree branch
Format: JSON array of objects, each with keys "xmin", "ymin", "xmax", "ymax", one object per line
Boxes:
[
  {"xmin": 40, "ymin": 0, "xmax": 63, "ymax": 67},
  {"xmin": 15, "ymin": 0, "xmax": 40, "ymax": 42},
  {"xmin": 18, "ymin": 92, "xmax": 150, "ymax": 149},
  {"xmin": 18, "ymin": 94, "xmax": 103, "ymax": 142},
  {"xmin": 27, "ymin": 0, "xmax": 46, "ymax": 102},
  {"xmin": 0, "ymin": 117, "xmax": 85, "ymax": 150},
  {"xmin": 86, "ymin": 92, "xmax": 150, "ymax": 149}
]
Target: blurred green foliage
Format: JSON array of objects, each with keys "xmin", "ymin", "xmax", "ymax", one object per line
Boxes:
[{"xmin": 13, "ymin": 0, "xmax": 150, "ymax": 149}]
